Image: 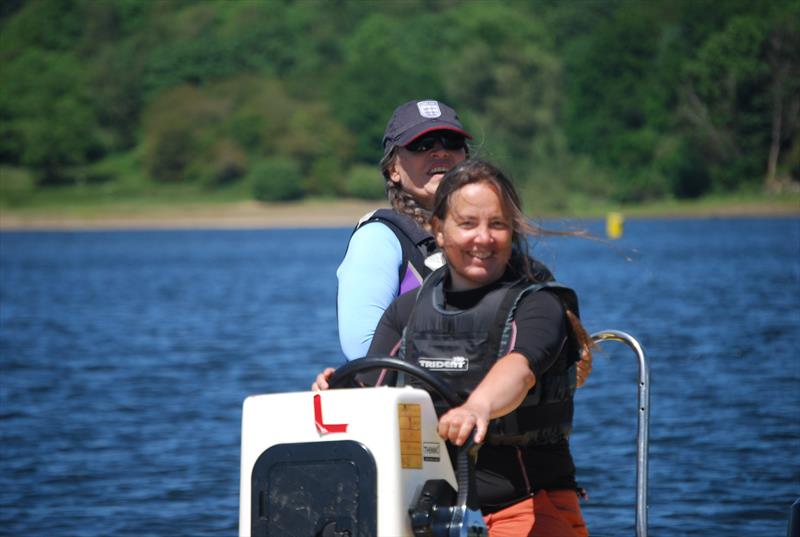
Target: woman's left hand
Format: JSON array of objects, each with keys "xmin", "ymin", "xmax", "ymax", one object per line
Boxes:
[
  {"xmin": 437, "ymin": 401, "xmax": 490, "ymax": 446},
  {"xmin": 311, "ymin": 367, "xmax": 336, "ymax": 391}
]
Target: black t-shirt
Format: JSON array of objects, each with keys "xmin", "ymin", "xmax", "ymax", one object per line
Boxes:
[{"xmin": 367, "ymin": 270, "xmax": 578, "ymax": 510}]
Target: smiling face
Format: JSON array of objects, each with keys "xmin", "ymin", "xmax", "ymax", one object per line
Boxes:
[
  {"xmin": 388, "ymin": 132, "xmax": 467, "ymax": 210},
  {"xmin": 433, "ymin": 181, "xmax": 513, "ymax": 291}
]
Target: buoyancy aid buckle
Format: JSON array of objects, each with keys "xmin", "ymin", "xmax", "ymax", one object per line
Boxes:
[{"xmin": 486, "ymin": 423, "xmax": 573, "ymax": 446}]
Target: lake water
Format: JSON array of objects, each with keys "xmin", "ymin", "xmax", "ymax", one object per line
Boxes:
[{"xmin": 1, "ymin": 217, "xmax": 798, "ymax": 536}]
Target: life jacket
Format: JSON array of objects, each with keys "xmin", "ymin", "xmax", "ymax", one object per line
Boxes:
[
  {"xmin": 353, "ymin": 209, "xmax": 443, "ymax": 295},
  {"xmin": 399, "ymin": 266, "xmax": 581, "ymax": 446}
]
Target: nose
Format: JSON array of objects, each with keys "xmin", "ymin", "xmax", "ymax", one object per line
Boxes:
[
  {"xmin": 429, "ymin": 141, "xmax": 448, "ymax": 155},
  {"xmin": 474, "ymin": 224, "xmax": 493, "ymax": 244}
]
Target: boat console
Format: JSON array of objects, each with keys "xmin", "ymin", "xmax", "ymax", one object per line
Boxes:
[
  {"xmin": 239, "ymin": 358, "xmax": 487, "ymax": 536},
  {"xmin": 240, "ymin": 332, "xmax": 651, "ymax": 537}
]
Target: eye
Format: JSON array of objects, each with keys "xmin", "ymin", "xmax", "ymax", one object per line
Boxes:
[
  {"xmin": 406, "ymin": 136, "xmax": 436, "ymax": 152},
  {"xmin": 490, "ymin": 220, "xmax": 510, "ymax": 230}
]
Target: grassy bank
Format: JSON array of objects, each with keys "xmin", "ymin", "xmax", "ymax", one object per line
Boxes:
[
  {"xmin": 1, "ymin": 165, "xmax": 797, "ymax": 230},
  {"xmin": 1, "ymin": 192, "xmax": 797, "ymax": 231},
  {"xmin": 544, "ymin": 191, "xmax": 800, "ymax": 219}
]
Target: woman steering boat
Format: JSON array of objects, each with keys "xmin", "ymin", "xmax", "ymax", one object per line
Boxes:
[{"xmin": 315, "ymin": 159, "xmax": 594, "ymax": 537}]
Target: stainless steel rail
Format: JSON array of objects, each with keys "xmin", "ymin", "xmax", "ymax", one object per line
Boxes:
[{"xmin": 590, "ymin": 330, "xmax": 650, "ymax": 537}]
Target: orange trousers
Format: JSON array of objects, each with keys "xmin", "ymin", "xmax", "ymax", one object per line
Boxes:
[{"xmin": 482, "ymin": 490, "xmax": 588, "ymax": 537}]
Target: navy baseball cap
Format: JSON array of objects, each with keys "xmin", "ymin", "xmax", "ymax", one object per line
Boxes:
[{"xmin": 382, "ymin": 100, "xmax": 472, "ymax": 156}]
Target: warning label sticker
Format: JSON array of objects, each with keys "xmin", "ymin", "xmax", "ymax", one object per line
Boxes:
[
  {"xmin": 423, "ymin": 442, "xmax": 441, "ymax": 462},
  {"xmin": 398, "ymin": 403, "xmax": 422, "ymax": 469}
]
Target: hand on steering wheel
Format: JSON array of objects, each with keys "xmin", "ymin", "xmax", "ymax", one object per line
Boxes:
[{"xmin": 316, "ymin": 357, "xmax": 484, "ymax": 446}]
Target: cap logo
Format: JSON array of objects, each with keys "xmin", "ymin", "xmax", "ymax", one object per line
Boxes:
[{"xmin": 417, "ymin": 100, "xmax": 442, "ymax": 119}]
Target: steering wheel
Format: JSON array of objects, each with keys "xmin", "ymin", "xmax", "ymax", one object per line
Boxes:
[{"xmin": 328, "ymin": 356, "xmax": 463, "ymax": 409}]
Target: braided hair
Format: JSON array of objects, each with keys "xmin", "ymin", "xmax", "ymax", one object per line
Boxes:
[{"xmin": 379, "ymin": 143, "xmax": 470, "ymax": 231}]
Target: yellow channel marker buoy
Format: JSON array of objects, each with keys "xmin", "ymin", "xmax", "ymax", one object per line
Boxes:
[{"xmin": 606, "ymin": 212, "xmax": 624, "ymax": 239}]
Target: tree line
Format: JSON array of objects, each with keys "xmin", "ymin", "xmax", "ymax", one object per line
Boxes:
[{"xmin": 1, "ymin": 0, "xmax": 797, "ymax": 207}]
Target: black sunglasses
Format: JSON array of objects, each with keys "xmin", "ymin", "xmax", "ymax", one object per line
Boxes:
[{"xmin": 405, "ymin": 133, "xmax": 466, "ymax": 153}]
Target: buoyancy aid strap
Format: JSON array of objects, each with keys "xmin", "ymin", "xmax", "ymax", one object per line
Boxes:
[
  {"xmin": 357, "ymin": 209, "xmax": 439, "ymax": 290},
  {"xmin": 487, "ymin": 280, "xmax": 576, "ymax": 441},
  {"xmin": 400, "ymin": 266, "xmax": 447, "ymax": 360},
  {"xmin": 488, "ymin": 279, "xmax": 576, "ymax": 363},
  {"xmin": 485, "ymin": 280, "xmax": 544, "ymax": 438},
  {"xmin": 485, "ymin": 280, "xmax": 543, "ymax": 362},
  {"xmin": 362, "ymin": 209, "xmax": 436, "ymax": 252}
]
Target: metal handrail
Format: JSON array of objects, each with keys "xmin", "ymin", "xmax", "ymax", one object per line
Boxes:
[{"xmin": 590, "ymin": 330, "xmax": 650, "ymax": 537}]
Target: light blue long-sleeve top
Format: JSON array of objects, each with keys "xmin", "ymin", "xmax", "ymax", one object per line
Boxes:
[{"xmin": 336, "ymin": 222, "xmax": 403, "ymax": 360}]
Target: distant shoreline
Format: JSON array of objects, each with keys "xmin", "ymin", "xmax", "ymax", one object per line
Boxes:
[
  {"xmin": 1, "ymin": 198, "xmax": 797, "ymax": 231},
  {"xmin": 0, "ymin": 200, "xmax": 386, "ymax": 231}
]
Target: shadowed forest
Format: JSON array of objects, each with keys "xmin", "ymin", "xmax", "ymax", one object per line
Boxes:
[{"xmin": 1, "ymin": 0, "xmax": 798, "ymax": 213}]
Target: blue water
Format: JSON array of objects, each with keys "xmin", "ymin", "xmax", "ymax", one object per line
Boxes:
[{"xmin": 1, "ymin": 218, "xmax": 798, "ymax": 536}]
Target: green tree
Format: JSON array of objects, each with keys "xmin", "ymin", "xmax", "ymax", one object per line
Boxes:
[
  {"xmin": 344, "ymin": 164, "xmax": 384, "ymax": 200},
  {"xmin": 276, "ymin": 102, "xmax": 353, "ymax": 196},
  {"xmin": 142, "ymin": 85, "xmax": 228, "ymax": 183},
  {"xmin": 0, "ymin": 0, "xmax": 101, "ymax": 183},
  {"xmin": 441, "ymin": 3, "xmax": 563, "ymax": 180},
  {"xmin": 331, "ymin": 12, "xmax": 446, "ymax": 162},
  {"xmin": 2, "ymin": 0, "xmax": 794, "ymax": 205},
  {"xmin": 218, "ymin": 77, "xmax": 295, "ymax": 158},
  {"xmin": 87, "ymin": 40, "xmax": 146, "ymax": 150},
  {"xmin": 0, "ymin": 49, "xmax": 99, "ymax": 183},
  {"xmin": 562, "ymin": 1, "xmax": 680, "ymax": 201},
  {"xmin": 250, "ymin": 157, "xmax": 304, "ymax": 202},
  {"xmin": 681, "ymin": 4, "xmax": 799, "ymax": 193},
  {"xmin": 765, "ymin": 11, "xmax": 800, "ymax": 189}
]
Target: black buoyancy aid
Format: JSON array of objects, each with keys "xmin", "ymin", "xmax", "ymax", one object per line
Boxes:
[
  {"xmin": 400, "ymin": 266, "xmax": 581, "ymax": 446},
  {"xmin": 354, "ymin": 209, "xmax": 442, "ymax": 295}
]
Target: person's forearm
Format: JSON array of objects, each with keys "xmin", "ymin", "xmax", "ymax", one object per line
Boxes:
[
  {"xmin": 438, "ymin": 352, "xmax": 536, "ymax": 445},
  {"xmin": 465, "ymin": 352, "xmax": 536, "ymax": 419}
]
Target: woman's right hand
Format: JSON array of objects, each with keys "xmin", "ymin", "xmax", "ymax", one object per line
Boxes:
[
  {"xmin": 437, "ymin": 400, "xmax": 490, "ymax": 446},
  {"xmin": 311, "ymin": 367, "xmax": 336, "ymax": 391}
]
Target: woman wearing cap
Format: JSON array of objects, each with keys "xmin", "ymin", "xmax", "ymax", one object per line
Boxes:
[
  {"xmin": 319, "ymin": 159, "xmax": 591, "ymax": 536},
  {"xmin": 337, "ymin": 99, "xmax": 472, "ymax": 360}
]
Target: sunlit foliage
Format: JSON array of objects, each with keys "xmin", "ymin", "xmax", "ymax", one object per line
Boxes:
[{"xmin": 0, "ymin": 0, "xmax": 796, "ymax": 202}]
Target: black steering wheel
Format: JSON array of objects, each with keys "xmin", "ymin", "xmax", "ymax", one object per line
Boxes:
[{"xmin": 328, "ymin": 356, "xmax": 463, "ymax": 409}]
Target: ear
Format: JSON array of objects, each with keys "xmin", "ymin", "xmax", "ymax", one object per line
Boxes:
[
  {"xmin": 432, "ymin": 217, "xmax": 445, "ymax": 247},
  {"xmin": 388, "ymin": 159, "xmax": 401, "ymax": 184}
]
